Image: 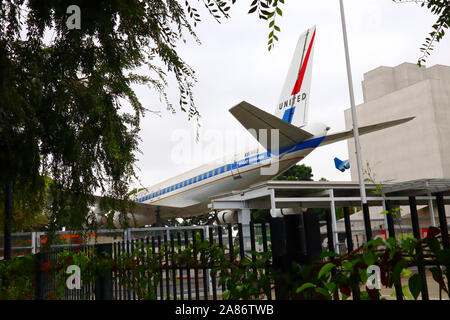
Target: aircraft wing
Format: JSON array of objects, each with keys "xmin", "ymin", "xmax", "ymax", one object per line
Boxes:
[
  {"xmin": 133, "ymin": 202, "xmax": 206, "ymax": 219},
  {"xmin": 320, "ymin": 116, "xmax": 415, "ymax": 147},
  {"xmin": 94, "ymin": 196, "xmax": 207, "ymax": 227},
  {"xmin": 229, "ymin": 101, "xmax": 313, "ymax": 151}
]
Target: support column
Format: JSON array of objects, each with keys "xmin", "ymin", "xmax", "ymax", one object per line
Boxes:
[
  {"xmin": 237, "ymin": 208, "xmax": 251, "ymax": 251},
  {"xmin": 428, "ymin": 191, "xmax": 436, "ymax": 227},
  {"xmin": 328, "ymin": 189, "xmax": 339, "ymax": 253},
  {"xmin": 382, "ymin": 197, "xmax": 388, "ymax": 235},
  {"xmin": 31, "ymin": 232, "xmax": 36, "ymax": 254}
]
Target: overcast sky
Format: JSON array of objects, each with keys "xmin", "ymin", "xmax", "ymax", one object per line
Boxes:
[{"xmin": 128, "ymin": 0, "xmax": 450, "ymax": 190}]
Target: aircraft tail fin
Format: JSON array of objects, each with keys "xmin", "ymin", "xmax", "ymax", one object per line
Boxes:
[{"xmin": 275, "ymin": 25, "xmax": 316, "ymax": 128}]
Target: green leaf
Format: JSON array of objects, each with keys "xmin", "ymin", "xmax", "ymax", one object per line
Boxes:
[
  {"xmin": 392, "ymin": 260, "xmax": 408, "ymax": 284},
  {"xmin": 362, "ymin": 251, "xmax": 376, "ymax": 266},
  {"xmin": 402, "ymin": 285, "xmax": 414, "ymax": 300},
  {"xmin": 318, "ymin": 262, "xmax": 335, "ymax": 279},
  {"xmin": 320, "ymin": 251, "xmax": 339, "ymax": 259},
  {"xmin": 358, "ymin": 267, "xmax": 368, "ymax": 284},
  {"xmin": 248, "ymin": 6, "xmax": 257, "ymax": 14},
  {"xmin": 222, "ymin": 290, "xmax": 230, "ymax": 300},
  {"xmin": 401, "ymin": 268, "xmax": 412, "ymax": 277},
  {"xmin": 296, "ymin": 282, "xmax": 316, "ymax": 294},
  {"xmin": 408, "ymin": 274, "xmax": 422, "ymax": 300}
]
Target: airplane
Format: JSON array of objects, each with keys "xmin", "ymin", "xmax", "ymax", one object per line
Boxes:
[
  {"xmin": 334, "ymin": 157, "xmax": 350, "ymax": 172},
  {"xmin": 97, "ymin": 25, "xmax": 414, "ymax": 228}
]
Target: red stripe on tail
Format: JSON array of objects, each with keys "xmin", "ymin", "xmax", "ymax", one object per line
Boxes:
[{"xmin": 291, "ymin": 29, "xmax": 316, "ymax": 96}]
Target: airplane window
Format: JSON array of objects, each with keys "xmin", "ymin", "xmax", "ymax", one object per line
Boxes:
[
  {"xmin": 184, "ymin": 181, "xmax": 187, "ymax": 186},
  {"xmin": 198, "ymin": 175, "xmax": 202, "ymax": 181},
  {"xmin": 189, "ymin": 178, "xmax": 192, "ymax": 184},
  {"xmin": 193, "ymin": 177, "xmax": 197, "ymax": 183},
  {"xmin": 203, "ymin": 173, "xmax": 207, "ymax": 179}
]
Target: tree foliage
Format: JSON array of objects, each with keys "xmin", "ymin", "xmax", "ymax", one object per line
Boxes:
[
  {"xmin": 0, "ymin": 1, "xmax": 289, "ymax": 234},
  {"xmin": 274, "ymin": 164, "xmax": 313, "ymax": 181},
  {"xmin": 393, "ymin": 0, "xmax": 450, "ymax": 66}
]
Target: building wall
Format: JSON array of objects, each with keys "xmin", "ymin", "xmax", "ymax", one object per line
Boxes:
[{"xmin": 344, "ymin": 63, "xmax": 450, "ymax": 183}]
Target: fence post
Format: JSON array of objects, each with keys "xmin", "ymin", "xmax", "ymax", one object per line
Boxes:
[
  {"xmin": 435, "ymin": 193, "xmax": 449, "ymax": 249},
  {"xmin": 343, "ymin": 207, "xmax": 354, "ymax": 253},
  {"xmin": 94, "ymin": 243, "xmax": 113, "ymax": 300},
  {"xmin": 384, "ymin": 200, "xmax": 403, "ymax": 300},
  {"xmin": 269, "ymin": 217, "xmax": 289, "ymax": 299},
  {"xmin": 270, "ymin": 212, "xmax": 322, "ymax": 300},
  {"xmin": 301, "ymin": 210, "xmax": 322, "ymax": 263},
  {"xmin": 409, "ymin": 196, "xmax": 429, "ymax": 300},
  {"xmin": 34, "ymin": 252, "xmax": 45, "ymax": 300}
]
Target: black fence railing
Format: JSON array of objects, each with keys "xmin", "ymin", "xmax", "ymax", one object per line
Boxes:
[
  {"xmin": 9, "ymin": 193, "xmax": 450, "ymax": 300},
  {"xmin": 31, "ymin": 223, "xmax": 273, "ymax": 300},
  {"xmin": 319, "ymin": 193, "xmax": 450, "ymax": 300},
  {"xmin": 110, "ymin": 223, "xmax": 272, "ymax": 300}
]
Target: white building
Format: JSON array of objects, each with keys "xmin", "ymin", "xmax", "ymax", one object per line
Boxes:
[
  {"xmin": 345, "ymin": 62, "xmax": 450, "ymax": 182},
  {"xmin": 343, "ymin": 62, "xmax": 450, "ymax": 227}
]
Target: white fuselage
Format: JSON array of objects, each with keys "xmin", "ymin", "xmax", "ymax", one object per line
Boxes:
[{"xmin": 132, "ymin": 123, "xmax": 328, "ymax": 214}]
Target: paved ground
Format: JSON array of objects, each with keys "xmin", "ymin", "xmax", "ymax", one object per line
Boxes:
[{"xmin": 377, "ymin": 272, "xmax": 448, "ymax": 300}]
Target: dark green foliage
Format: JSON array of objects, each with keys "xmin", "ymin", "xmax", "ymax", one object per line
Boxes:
[
  {"xmin": 0, "ymin": 1, "xmax": 236, "ymax": 233},
  {"xmin": 3, "ymin": 225, "xmax": 447, "ymax": 300},
  {"xmin": 247, "ymin": 0, "xmax": 285, "ymax": 50},
  {"xmin": 273, "ymin": 164, "xmax": 313, "ymax": 181},
  {"xmin": 0, "ymin": 1, "xmax": 286, "ymax": 236}
]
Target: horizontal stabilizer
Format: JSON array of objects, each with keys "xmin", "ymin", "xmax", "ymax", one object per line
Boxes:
[
  {"xmin": 229, "ymin": 101, "xmax": 313, "ymax": 151},
  {"xmin": 321, "ymin": 116, "xmax": 415, "ymax": 147},
  {"xmin": 334, "ymin": 157, "xmax": 350, "ymax": 172}
]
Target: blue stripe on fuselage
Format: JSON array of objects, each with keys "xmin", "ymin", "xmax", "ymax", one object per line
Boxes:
[{"xmin": 135, "ymin": 136, "xmax": 326, "ymax": 202}]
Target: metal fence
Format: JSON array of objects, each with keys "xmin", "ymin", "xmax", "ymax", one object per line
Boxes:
[
  {"xmin": 32, "ymin": 223, "xmax": 272, "ymax": 300},
  {"xmin": 319, "ymin": 194, "xmax": 450, "ymax": 300},
  {"xmin": 5, "ymin": 194, "xmax": 450, "ymax": 300},
  {"xmin": 114, "ymin": 223, "xmax": 273, "ymax": 300}
]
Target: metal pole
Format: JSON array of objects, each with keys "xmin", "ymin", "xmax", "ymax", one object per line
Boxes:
[
  {"xmin": 427, "ymin": 191, "xmax": 436, "ymax": 227},
  {"xmin": 328, "ymin": 189, "xmax": 339, "ymax": 253},
  {"xmin": 339, "ymin": 0, "xmax": 367, "ymax": 204},
  {"xmin": 339, "ymin": 0, "xmax": 371, "ymax": 240}
]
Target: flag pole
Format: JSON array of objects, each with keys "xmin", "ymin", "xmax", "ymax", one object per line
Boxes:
[{"xmin": 339, "ymin": 0, "xmax": 372, "ymax": 240}]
